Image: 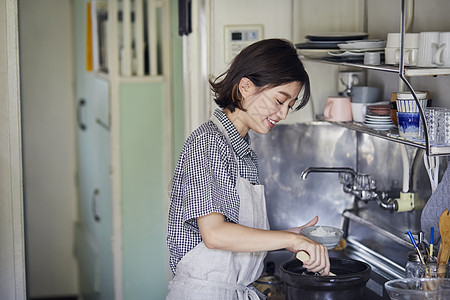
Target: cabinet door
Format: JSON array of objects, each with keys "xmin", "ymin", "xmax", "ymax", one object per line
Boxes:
[
  {"xmin": 74, "ymin": 1, "xmax": 114, "ymax": 299},
  {"xmin": 75, "ymin": 76, "xmax": 114, "ymax": 300}
]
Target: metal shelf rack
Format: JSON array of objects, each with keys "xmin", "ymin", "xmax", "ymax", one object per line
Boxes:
[
  {"xmin": 301, "ymin": 58, "xmax": 450, "ymax": 77},
  {"xmin": 326, "ymin": 120, "xmax": 450, "ymax": 156},
  {"xmin": 301, "ymin": 0, "xmax": 450, "ymax": 157}
]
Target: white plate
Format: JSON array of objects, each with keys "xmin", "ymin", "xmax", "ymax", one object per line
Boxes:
[
  {"xmin": 297, "ymin": 49, "xmax": 332, "ymax": 58},
  {"xmin": 364, "ymin": 120, "xmax": 393, "ymax": 126},
  {"xmin": 365, "ymin": 121, "xmax": 392, "ymax": 125},
  {"xmin": 341, "ymin": 48, "xmax": 385, "ymax": 53},
  {"xmin": 338, "ymin": 40, "xmax": 386, "ymax": 49},
  {"xmin": 364, "ymin": 117, "xmax": 393, "ymax": 122},
  {"xmin": 306, "ymin": 39, "xmax": 342, "ymax": 44},
  {"xmin": 328, "ymin": 51, "xmax": 365, "ymax": 57},
  {"xmin": 345, "ymin": 39, "xmax": 384, "ymax": 44},
  {"xmin": 365, "ymin": 122, "xmax": 393, "ymax": 126},
  {"xmin": 364, "ymin": 123, "xmax": 394, "ymax": 130}
]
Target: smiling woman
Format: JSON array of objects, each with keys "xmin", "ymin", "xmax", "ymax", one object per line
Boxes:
[
  {"xmin": 166, "ymin": 38, "xmax": 331, "ymax": 299},
  {"xmin": 228, "ymin": 79, "xmax": 301, "ymax": 136},
  {"xmin": 210, "ymin": 38, "xmax": 310, "ymax": 113}
]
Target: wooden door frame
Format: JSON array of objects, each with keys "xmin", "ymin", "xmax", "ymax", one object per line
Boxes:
[{"xmin": 0, "ymin": 0, "xmax": 27, "ymax": 298}]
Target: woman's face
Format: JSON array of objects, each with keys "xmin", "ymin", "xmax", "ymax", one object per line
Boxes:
[{"xmin": 239, "ymin": 79, "xmax": 301, "ymax": 136}]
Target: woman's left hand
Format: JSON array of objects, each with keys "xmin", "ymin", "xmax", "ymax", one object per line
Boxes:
[{"xmin": 284, "ymin": 216, "xmax": 319, "ymax": 252}]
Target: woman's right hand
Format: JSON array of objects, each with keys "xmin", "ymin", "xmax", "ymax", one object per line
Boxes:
[{"xmin": 291, "ymin": 235, "xmax": 330, "ymax": 276}]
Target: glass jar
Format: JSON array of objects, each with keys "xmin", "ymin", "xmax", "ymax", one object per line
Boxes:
[
  {"xmin": 405, "ymin": 251, "xmax": 424, "ymax": 278},
  {"xmin": 421, "ymin": 257, "xmax": 437, "ymax": 278}
]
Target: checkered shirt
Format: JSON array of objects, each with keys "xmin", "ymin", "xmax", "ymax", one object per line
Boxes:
[{"xmin": 167, "ymin": 109, "xmax": 259, "ymax": 274}]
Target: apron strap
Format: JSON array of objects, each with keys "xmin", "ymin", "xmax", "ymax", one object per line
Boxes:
[{"xmin": 210, "ymin": 114, "xmax": 242, "ymax": 178}]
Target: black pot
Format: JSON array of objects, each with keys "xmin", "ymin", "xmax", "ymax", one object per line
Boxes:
[{"xmin": 280, "ymin": 257, "xmax": 371, "ymax": 300}]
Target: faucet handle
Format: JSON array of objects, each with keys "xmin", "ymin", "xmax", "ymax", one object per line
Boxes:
[
  {"xmin": 354, "ymin": 174, "xmax": 376, "ymax": 191},
  {"xmin": 338, "ymin": 172, "xmax": 354, "ymax": 185}
]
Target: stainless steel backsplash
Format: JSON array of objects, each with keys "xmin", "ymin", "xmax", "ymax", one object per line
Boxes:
[{"xmin": 251, "ymin": 122, "xmax": 446, "ymax": 266}]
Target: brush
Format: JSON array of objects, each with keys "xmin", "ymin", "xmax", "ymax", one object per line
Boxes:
[{"xmin": 407, "ymin": 230, "xmax": 426, "ymax": 265}]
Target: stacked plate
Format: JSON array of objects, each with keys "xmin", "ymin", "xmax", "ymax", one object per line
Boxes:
[
  {"xmin": 364, "ymin": 103, "xmax": 394, "ymax": 130},
  {"xmin": 296, "ymin": 32, "xmax": 369, "ymax": 58},
  {"xmin": 328, "ymin": 39, "xmax": 386, "ymax": 58},
  {"xmin": 337, "ymin": 39, "xmax": 386, "ymax": 50}
]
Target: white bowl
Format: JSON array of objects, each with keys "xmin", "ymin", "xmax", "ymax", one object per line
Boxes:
[{"xmin": 300, "ymin": 226, "xmax": 344, "ymax": 250}]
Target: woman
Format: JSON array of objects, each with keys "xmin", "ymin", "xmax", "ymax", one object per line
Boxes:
[{"xmin": 167, "ymin": 38, "xmax": 330, "ymax": 299}]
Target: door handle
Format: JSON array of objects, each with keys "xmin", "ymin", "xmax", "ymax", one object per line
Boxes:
[
  {"xmin": 77, "ymin": 98, "xmax": 87, "ymax": 131},
  {"xmin": 91, "ymin": 188, "xmax": 100, "ymax": 222}
]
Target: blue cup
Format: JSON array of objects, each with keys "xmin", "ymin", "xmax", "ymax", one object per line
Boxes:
[{"xmin": 397, "ymin": 112, "xmax": 420, "ymax": 138}]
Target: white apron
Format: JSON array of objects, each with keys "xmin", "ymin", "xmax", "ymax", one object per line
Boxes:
[{"xmin": 167, "ymin": 115, "xmax": 270, "ymax": 300}]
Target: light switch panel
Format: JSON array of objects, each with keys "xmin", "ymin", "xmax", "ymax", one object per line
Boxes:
[{"xmin": 224, "ymin": 25, "xmax": 263, "ymax": 64}]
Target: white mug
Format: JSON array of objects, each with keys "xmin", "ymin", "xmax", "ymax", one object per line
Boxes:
[
  {"xmin": 386, "ymin": 33, "xmax": 419, "ymax": 48},
  {"xmin": 386, "ymin": 33, "xmax": 401, "ymax": 48},
  {"xmin": 418, "ymin": 32, "xmax": 440, "ymax": 67},
  {"xmin": 404, "ymin": 48, "xmax": 418, "ymax": 66},
  {"xmin": 385, "ymin": 47, "xmax": 400, "ymax": 65},
  {"xmin": 385, "ymin": 48, "xmax": 417, "ymax": 65},
  {"xmin": 405, "ymin": 33, "xmax": 419, "ymax": 49},
  {"xmin": 384, "ymin": 33, "xmax": 419, "ymax": 65},
  {"xmin": 434, "ymin": 32, "xmax": 450, "ymax": 67},
  {"xmin": 385, "ymin": 33, "xmax": 401, "ymax": 65},
  {"xmin": 404, "ymin": 33, "xmax": 419, "ymax": 66},
  {"xmin": 351, "ymin": 102, "xmax": 367, "ymax": 122}
]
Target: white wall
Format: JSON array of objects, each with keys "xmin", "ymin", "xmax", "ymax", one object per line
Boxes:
[{"xmin": 19, "ymin": 0, "xmax": 79, "ymax": 297}]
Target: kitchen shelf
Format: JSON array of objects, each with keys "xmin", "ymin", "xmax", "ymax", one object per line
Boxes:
[
  {"xmin": 300, "ymin": 54, "xmax": 450, "ymax": 155},
  {"xmin": 327, "ymin": 120, "xmax": 450, "ymax": 156},
  {"xmin": 298, "ymin": 2, "xmax": 450, "ymax": 157},
  {"xmin": 301, "ymin": 56, "xmax": 450, "ymax": 77}
]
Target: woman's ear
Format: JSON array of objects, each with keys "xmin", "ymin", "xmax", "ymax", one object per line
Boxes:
[{"xmin": 238, "ymin": 77, "xmax": 255, "ymax": 98}]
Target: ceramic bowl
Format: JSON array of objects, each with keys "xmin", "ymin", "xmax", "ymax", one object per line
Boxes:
[{"xmin": 301, "ymin": 226, "xmax": 344, "ymax": 250}]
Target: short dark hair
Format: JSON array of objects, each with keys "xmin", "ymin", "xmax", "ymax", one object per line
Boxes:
[{"xmin": 209, "ymin": 38, "xmax": 310, "ymax": 112}]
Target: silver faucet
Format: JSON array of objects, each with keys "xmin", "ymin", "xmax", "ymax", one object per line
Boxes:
[
  {"xmin": 300, "ymin": 167, "xmax": 357, "ymax": 180},
  {"xmin": 301, "ymin": 167, "xmax": 395, "ymax": 211}
]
